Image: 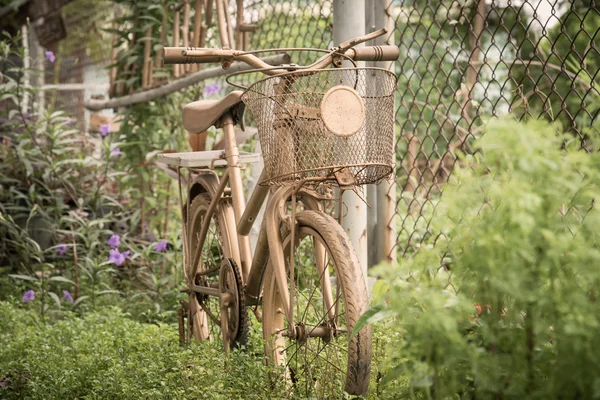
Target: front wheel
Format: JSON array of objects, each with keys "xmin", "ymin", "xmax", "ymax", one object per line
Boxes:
[{"xmin": 262, "ymin": 210, "xmax": 372, "ymax": 398}]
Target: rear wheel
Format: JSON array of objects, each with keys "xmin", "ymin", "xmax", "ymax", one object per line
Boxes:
[
  {"xmin": 185, "ymin": 192, "xmax": 248, "ymax": 348},
  {"xmin": 262, "ymin": 210, "xmax": 372, "ymax": 398}
]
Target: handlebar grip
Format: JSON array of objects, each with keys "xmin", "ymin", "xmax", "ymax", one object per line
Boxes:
[
  {"xmin": 351, "ymin": 45, "xmax": 399, "ymax": 62},
  {"xmin": 160, "ymin": 47, "xmax": 221, "ymax": 65}
]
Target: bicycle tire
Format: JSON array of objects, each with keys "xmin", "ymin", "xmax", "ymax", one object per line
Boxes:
[
  {"xmin": 262, "ymin": 210, "xmax": 372, "ymax": 398},
  {"xmin": 186, "ymin": 192, "xmax": 248, "ymax": 348}
]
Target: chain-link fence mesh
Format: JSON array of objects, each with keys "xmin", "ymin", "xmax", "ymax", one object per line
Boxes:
[
  {"xmin": 243, "ymin": 0, "xmax": 600, "ymax": 261},
  {"xmin": 389, "ymin": 0, "xmax": 600, "ymax": 257},
  {"xmin": 244, "ymin": 0, "xmax": 333, "ymax": 64}
]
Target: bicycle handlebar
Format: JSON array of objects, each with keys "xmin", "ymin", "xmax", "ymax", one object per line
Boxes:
[{"xmin": 160, "ymin": 28, "xmax": 399, "ymax": 75}]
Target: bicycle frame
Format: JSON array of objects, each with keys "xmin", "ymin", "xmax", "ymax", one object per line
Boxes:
[{"xmin": 187, "ymin": 111, "xmax": 333, "ymax": 326}]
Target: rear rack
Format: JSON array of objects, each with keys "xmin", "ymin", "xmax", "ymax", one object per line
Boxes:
[{"xmin": 157, "ymin": 150, "xmax": 261, "ymax": 168}]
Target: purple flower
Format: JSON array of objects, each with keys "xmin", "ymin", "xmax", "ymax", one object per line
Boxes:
[
  {"xmin": 45, "ymin": 50, "xmax": 56, "ymax": 63},
  {"xmin": 155, "ymin": 240, "xmax": 168, "ymax": 252},
  {"xmin": 110, "ymin": 147, "xmax": 121, "ymax": 158},
  {"xmin": 56, "ymin": 244, "xmax": 67, "ymax": 255},
  {"xmin": 108, "ymin": 248, "xmax": 130, "ymax": 266},
  {"xmin": 204, "ymin": 83, "xmax": 220, "ymax": 97},
  {"xmin": 23, "ymin": 290, "xmax": 35, "ymax": 303},
  {"xmin": 63, "ymin": 290, "xmax": 73, "ymax": 303},
  {"xmin": 100, "ymin": 124, "xmax": 111, "ymax": 137},
  {"xmin": 107, "ymin": 234, "xmax": 120, "ymax": 249}
]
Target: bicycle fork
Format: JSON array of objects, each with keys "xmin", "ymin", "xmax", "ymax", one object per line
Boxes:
[{"xmin": 261, "ymin": 186, "xmax": 337, "ymax": 340}]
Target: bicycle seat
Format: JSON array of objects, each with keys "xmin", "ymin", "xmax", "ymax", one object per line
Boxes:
[{"xmin": 183, "ymin": 91, "xmax": 244, "ymax": 133}]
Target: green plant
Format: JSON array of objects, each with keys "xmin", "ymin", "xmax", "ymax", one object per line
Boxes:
[
  {"xmin": 360, "ymin": 118, "xmax": 600, "ymax": 399},
  {"xmin": 0, "ymin": 31, "xmax": 182, "ymax": 322},
  {"xmin": 0, "ymin": 302, "xmax": 288, "ymax": 399}
]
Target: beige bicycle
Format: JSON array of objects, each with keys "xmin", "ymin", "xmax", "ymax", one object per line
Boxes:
[{"xmin": 158, "ymin": 28, "xmax": 398, "ymax": 398}]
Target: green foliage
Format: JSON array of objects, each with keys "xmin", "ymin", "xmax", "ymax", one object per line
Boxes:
[
  {"xmin": 0, "ymin": 32, "xmax": 183, "ymax": 323},
  {"xmin": 0, "ymin": 302, "xmax": 286, "ymax": 399},
  {"xmin": 363, "ymin": 119, "xmax": 600, "ymax": 399}
]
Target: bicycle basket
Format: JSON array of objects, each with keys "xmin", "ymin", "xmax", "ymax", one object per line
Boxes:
[{"xmin": 241, "ymin": 67, "xmax": 397, "ymax": 186}]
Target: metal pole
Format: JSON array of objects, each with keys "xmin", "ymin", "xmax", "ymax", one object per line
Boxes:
[
  {"xmin": 374, "ymin": 0, "xmax": 397, "ymax": 266},
  {"xmin": 365, "ymin": 0, "xmax": 379, "ymax": 269},
  {"xmin": 333, "ymin": 0, "xmax": 368, "ymax": 279}
]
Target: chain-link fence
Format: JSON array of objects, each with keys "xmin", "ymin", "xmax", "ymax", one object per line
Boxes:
[
  {"xmin": 389, "ymin": 0, "xmax": 599, "ymax": 256},
  {"xmin": 243, "ymin": 0, "xmax": 600, "ymax": 260}
]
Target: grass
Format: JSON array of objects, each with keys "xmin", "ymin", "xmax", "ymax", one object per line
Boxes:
[
  {"xmin": 0, "ymin": 300, "xmax": 404, "ymax": 399},
  {"xmin": 0, "ymin": 301, "xmax": 286, "ymax": 399}
]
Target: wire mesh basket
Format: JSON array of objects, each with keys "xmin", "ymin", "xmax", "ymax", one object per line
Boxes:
[{"xmin": 241, "ymin": 68, "xmax": 397, "ymax": 186}]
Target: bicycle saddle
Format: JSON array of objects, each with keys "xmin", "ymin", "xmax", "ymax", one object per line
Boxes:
[{"xmin": 183, "ymin": 91, "xmax": 245, "ymax": 134}]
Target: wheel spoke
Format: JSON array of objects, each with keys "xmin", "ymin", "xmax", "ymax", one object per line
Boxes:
[{"xmin": 303, "ymin": 345, "xmax": 346, "ymax": 375}]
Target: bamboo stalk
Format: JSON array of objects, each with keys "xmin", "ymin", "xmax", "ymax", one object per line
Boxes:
[
  {"xmin": 182, "ymin": 0, "xmax": 191, "ymax": 73},
  {"xmin": 405, "ymin": 133, "xmax": 420, "ymax": 194},
  {"xmin": 155, "ymin": 2, "xmax": 169, "ymax": 69},
  {"xmin": 200, "ymin": 23, "xmax": 208, "ymax": 47},
  {"xmin": 236, "ymin": 0, "xmax": 243, "ymax": 49},
  {"xmin": 205, "ymin": 0, "xmax": 213, "ymax": 25},
  {"xmin": 222, "ymin": 0, "xmax": 235, "ymax": 48},
  {"xmin": 192, "ymin": 0, "xmax": 203, "ymax": 47},
  {"xmin": 173, "ymin": 9, "xmax": 181, "ymax": 77},
  {"xmin": 142, "ymin": 27, "xmax": 152, "ymax": 88},
  {"xmin": 109, "ymin": 22, "xmax": 119, "ymax": 97},
  {"xmin": 215, "ymin": 0, "xmax": 229, "ymax": 47},
  {"xmin": 128, "ymin": 7, "xmax": 139, "ymax": 94},
  {"xmin": 191, "ymin": 0, "xmax": 204, "ymax": 72}
]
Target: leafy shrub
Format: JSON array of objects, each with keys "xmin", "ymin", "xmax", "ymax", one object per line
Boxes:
[
  {"xmin": 364, "ymin": 119, "xmax": 600, "ymax": 399},
  {"xmin": 0, "ymin": 32, "xmax": 182, "ymax": 323}
]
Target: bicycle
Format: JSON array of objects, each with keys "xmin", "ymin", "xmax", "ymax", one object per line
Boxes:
[{"xmin": 158, "ymin": 28, "xmax": 398, "ymax": 398}]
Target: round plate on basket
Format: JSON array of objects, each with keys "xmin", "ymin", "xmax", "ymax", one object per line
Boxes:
[{"xmin": 320, "ymin": 85, "xmax": 365, "ymax": 138}]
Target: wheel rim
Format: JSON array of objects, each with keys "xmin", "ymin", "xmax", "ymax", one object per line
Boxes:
[
  {"xmin": 186, "ymin": 196, "xmax": 226, "ymax": 343},
  {"xmin": 263, "ymin": 226, "xmax": 352, "ymax": 398}
]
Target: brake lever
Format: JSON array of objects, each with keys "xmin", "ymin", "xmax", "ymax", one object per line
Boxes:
[{"xmin": 336, "ymin": 27, "xmax": 388, "ymax": 53}]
